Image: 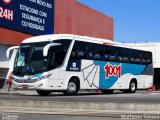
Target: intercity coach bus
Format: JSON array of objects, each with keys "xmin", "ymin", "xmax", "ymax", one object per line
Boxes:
[{"xmin": 7, "ymin": 34, "xmax": 153, "ymax": 96}]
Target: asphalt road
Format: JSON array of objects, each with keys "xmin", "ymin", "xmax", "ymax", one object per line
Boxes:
[
  {"xmin": 0, "ymin": 90, "xmax": 160, "ymax": 104},
  {"xmin": 1, "ymin": 112, "xmax": 160, "ymax": 120},
  {"xmin": 0, "ymin": 113, "xmax": 122, "ymax": 120}
]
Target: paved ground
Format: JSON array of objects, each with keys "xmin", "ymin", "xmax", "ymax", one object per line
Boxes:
[
  {"xmin": 0, "ymin": 109, "xmax": 160, "ymax": 120},
  {"xmin": 0, "ymin": 113, "xmax": 122, "ymax": 120},
  {"xmin": 0, "ymin": 90, "xmax": 160, "ymax": 104},
  {"xmin": 0, "ymin": 90, "xmax": 160, "ymax": 119}
]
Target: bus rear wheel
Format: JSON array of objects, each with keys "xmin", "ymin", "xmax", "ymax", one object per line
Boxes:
[
  {"xmin": 124, "ymin": 80, "xmax": 137, "ymax": 93},
  {"xmin": 36, "ymin": 90, "xmax": 51, "ymax": 96},
  {"xmin": 63, "ymin": 79, "xmax": 79, "ymax": 95}
]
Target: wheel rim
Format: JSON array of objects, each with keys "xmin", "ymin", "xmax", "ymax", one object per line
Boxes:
[
  {"xmin": 131, "ymin": 82, "xmax": 136, "ymax": 91},
  {"xmin": 68, "ymin": 82, "xmax": 76, "ymax": 93}
]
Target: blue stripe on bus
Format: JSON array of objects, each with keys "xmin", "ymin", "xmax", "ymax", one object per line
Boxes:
[
  {"xmin": 33, "ymin": 73, "xmax": 42, "ymax": 77},
  {"xmin": 94, "ymin": 61, "xmax": 146, "ymax": 89}
]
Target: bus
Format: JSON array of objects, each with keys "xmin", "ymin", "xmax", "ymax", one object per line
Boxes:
[{"xmin": 7, "ymin": 34, "xmax": 153, "ymax": 96}]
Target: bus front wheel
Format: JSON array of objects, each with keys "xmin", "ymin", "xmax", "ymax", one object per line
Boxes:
[
  {"xmin": 36, "ymin": 90, "xmax": 51, "ymax": 96},
  {"xmin": 63, "ymin": 79, "xmax": 79, "ymax": 95}
]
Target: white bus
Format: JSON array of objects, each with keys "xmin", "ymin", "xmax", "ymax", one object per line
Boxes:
[{"xmin": 7, "ymin": 34, "xmax": 153, "ymax": 96}]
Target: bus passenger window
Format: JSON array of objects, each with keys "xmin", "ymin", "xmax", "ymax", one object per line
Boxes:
[
  {"xmin": 103, "ymin": 50, "xmax": 110, "ymax": 61},
  {"xmin": 89, "ymin": 52, "xmax": 94, "ymax": 59},
  {"xmin": 104, "ymin": 54, "xmax": 109, "ymax": 60},
  {"xmin": 122, "ymin": 56, "xmax": 129, "ymax": 62},
  {"xmin": 109, "ymin": 55, "xmax": 116, "ymax": 61},
  {"xmin": 131, "ymin": 57, "xmax": 135, "ymax": 62},
  {"xmin": 77, "ymin": 50, "xmax": 84, "ymax": 57},
  {"xmin": 103, "ymin": 50, "xmax": 116, "ymax": 61},
  {"xmin": 130, "ymin": 50, "xmax": 141, "ymax": 64},
  {"xmin": 135, "ymin": 58, "xmax": 140, "ymax": 63},
  {"xmin": 146, "ymin": 59, "xmax": 151, "ymax": 64},
  {"xmin": 70, "ymin": 41, "xmax": 87, "ymax": 60},
  {"xmin": 142, "ymin": 59, "xmax": 146, "ymax": 64},
  {"xmin": 94, "ymin": 53, "xmax": 100, "ymax": 60},
  {"xmin": 118, "ymin": 48, "xmax": 131, "ymax": 63},
  {"xmin": 71, "ymin": 50, "xmax": 77, "ymax": 57},
  {"xmin": 141, "ymin": 52, "xmax": 152, "ymax": 64},
  {"xmin": 118, "ymin": 56, "xmax": 122, "ymax": 61}
]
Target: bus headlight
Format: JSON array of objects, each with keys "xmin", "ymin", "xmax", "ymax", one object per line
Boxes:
[
  {"xmin": 32, "ymin": 74, "xmax": 52, "ymax": 81},
  {"xmin": 39, "ymin": 74, "xmax": 52, "ymax": 80}
]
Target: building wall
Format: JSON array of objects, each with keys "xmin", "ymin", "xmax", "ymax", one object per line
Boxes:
[
  {"xmin": 0, "ymin": 0, "xmax": 113, "ymax": 46},
  {"xmin": 0, "ymin": 28, "xmax": 32, "ymax": 45},
  {"xmin": 54, "ymin": 0, "xmax": 113, "ymax": 40}
]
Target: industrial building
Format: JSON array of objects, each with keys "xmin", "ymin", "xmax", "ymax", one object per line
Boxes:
[{"xmin": 0, "ymin": 0, "xmax": 113, "ymax": 88}]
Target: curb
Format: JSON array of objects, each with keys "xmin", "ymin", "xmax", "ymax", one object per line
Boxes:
[{"xmin": 0, "ymin": 99, "xmax": 160, "ymax": 112}]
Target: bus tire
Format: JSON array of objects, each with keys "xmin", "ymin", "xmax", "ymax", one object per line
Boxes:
[
  {"xmin": 129, "ymin": 80, "xmax": 137, "ymax": 93},
  {"xmin": 36, "ymin": 90, "xmax": 51, "ymax": 96},
  {"xmin": 101, "ymin": 90, "xmax": 113, "ymax": 94},
  {"xmin": 63, "ymin": 78, "xmax": 79, "ymax": 95},
  {"xmin": 124, "ymin": 80, "xmax": 137, "ymax": 93}
]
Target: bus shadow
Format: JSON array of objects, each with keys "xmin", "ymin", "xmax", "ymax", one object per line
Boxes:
[{"xmin": 14, "ymin": 91, "xmax": 125, "ymax": 97}]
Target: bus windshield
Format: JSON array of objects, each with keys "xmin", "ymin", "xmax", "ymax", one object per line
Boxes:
[{"xmin": 13, "ymin": 40, "xmax": 71, "ymax": 76}]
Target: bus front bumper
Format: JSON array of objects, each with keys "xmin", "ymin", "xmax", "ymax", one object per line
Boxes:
[{"xmin": 13, "ymin": 80, "xmax": 45, "ymax": 90}]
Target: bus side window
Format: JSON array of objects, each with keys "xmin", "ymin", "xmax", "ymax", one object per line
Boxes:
[
  {"xmin": 118, "ymin": 55, "xmax": 122, "ymax": 62},
  {"xmin": 118, "ymin": 48, "xmax": 130, "ymax": 63},
  {"xmin": 135, "ymin": 58, "xmax": 140, "ymax": 63},
  {"xmin": 134, "ymin": 54, "xmax": 140, "ymax": 63},
  {"xmin": 122, "ymin": 56, "xmax": 129, "ymax": 62},
  {"xmin": 103, "ymin": 49, "xmax": 110, "ymax": 61},
  {"xmin": 104, "ymin": 54, "xmax": 109, "ymax": 60},
  {"xmin": 146, "ymin": 52, "xmax": 152, "ymax": 64},
  {"xmin": 109, "ymin": 55, "xmax": 116, "ymax": 61},
  {"xmin": 105, "ymin": 47, "xmax": 117, "ymax": 62},
  {"xmin": 130, "ymin": 57, "xmax": 135, "ymax": 63},
  {"xmin": 77, "ymin": 50, "xmax": 85, "ymax": 58},
  {"xmin": 146, "ymin": 59, "xmax": 151, "ymax": 64},
  {"xmin": 70, "ymin": 41, "xmax": 87, "ymax": 61},
  {"xmin": 88, "ymin": 52, "xmax": 94, "ymax": 59},
  {"xmin": 88, "ymin": 43, "xmax": 102, "ymax": 61},
  {"xmin": 71, "ymin": 50, "xmax": 77, "ymax": 58},
  {"xmin": 94, "ymin": 53, "xmax": 101, "ymax": 60},
  {"xmin": 130, "ymin": 50, "xmax": 141, "ymax": 64},
  {"xmin": 141, "ymin": 52, "xmax": 152, "ymax": 65}
]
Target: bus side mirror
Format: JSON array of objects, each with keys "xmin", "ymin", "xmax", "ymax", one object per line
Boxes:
[
  {"xmin": 6, "ymin": 46, "xmax": 19, "ymax": 58},
  {"xmin": 43, "ymin": 43, "xmax": 62, "ymax": 57}
]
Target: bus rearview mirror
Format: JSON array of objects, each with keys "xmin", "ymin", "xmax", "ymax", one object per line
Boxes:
[
  {"xmin": 43, "ymin": 43, "xmax": 62, "ymax": 57},
  {"xmin": 6, "ymin": 46, "xmax": 19, "ymax": 58}
]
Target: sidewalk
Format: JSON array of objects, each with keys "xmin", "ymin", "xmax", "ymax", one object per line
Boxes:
[
  {"xmin": 0, "ymin": 106, "xmax": 160, "ymax": 117},
  {"xmin": 0, "ymin": 94, "xmax": 160, "ymax": 112},
  {"xmin": 0, "ymin": 89, "xmax": 37, "ymax": 95},
  {"xmin": 0, "ymin": 89, "xmax": 160, "ymax": 113}
]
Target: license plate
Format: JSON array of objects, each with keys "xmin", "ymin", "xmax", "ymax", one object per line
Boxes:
[{"xmin": 22, "ymin": 85, "xmax": 28, "ymax": 89}]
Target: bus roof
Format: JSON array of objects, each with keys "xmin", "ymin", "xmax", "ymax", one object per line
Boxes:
[
  {"xmin": 22, "ymin": 34, "xmax": 136, "ymax": 49},
  {"xmin": 22, "ymin": 34, "xmax": 113, "ymax": 43}
]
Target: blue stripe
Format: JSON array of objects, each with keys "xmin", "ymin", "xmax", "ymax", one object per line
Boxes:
[{"xmin": 94, "ymin": 61, "xmax": 146, "ymax": 89}]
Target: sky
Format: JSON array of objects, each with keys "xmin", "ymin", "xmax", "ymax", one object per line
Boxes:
[{"xmin": 78, "ymin": 0, "xmax": 160, "ymax": 43}]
